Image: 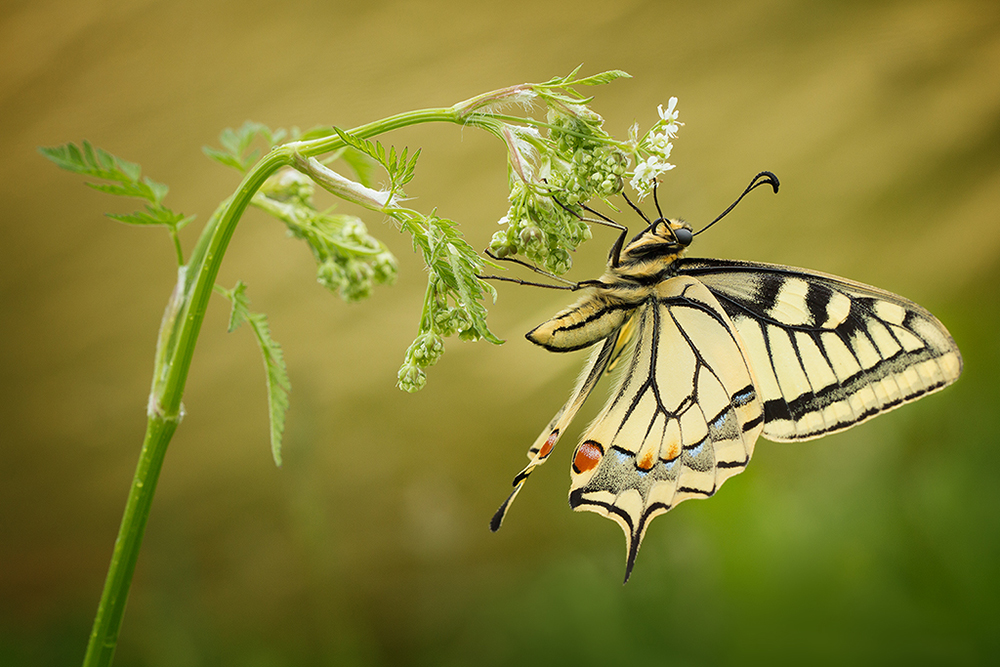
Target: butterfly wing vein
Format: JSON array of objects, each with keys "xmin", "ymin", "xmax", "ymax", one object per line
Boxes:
[
  {"xmin": 568, "ymin": 276, "xmax": 765, "ymax": 575},
  {"xmin": 677, "ymin": 259, "xmax": 963, "ymax": 441}
]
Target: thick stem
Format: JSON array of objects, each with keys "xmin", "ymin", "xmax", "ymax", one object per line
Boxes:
[{"xmin": 82, "ymin": 415, "xmax": 179, "ymax": 667}]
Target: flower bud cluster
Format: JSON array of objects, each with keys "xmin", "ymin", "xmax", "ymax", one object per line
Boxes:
[
  {"xmin": 396, "ymin": 275, "xmax": 486, "ymax": 392},
  {"xmin": 489, "ymin": 105, "xmax": 626, "ymax": 274},
  {"xmin": 396, "ymin": 361, "xmax": 426, "ymax": 393},
  {"xmin": 259, "ymin": 168, "xmax": 398, "ymax": 303},
  {"xmin": 310, "ymin": 215, "xmax": 398, "ymax": 302},
  {"xmin": 262, "ymin": 168, "xmax": 315, "ymax": 204}
]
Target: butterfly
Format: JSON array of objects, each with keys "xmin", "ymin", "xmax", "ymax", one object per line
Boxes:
[{"xmin": 488, "ymin": 172, "xmax": 963, "ymax": 582}]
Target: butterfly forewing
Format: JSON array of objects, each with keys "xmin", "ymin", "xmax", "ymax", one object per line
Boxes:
[
  {"xmin": 568, "ymin": 276, "xmax": 764, "ymax": 580},
  {"xmin": 677, "ymin": 259, "xmax": 963, "ymax": 441}
]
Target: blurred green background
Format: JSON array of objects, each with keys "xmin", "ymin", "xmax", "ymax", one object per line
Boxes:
[{"xmin": 3, "ymin": 0, "xmax": 998, "ymax": 665}]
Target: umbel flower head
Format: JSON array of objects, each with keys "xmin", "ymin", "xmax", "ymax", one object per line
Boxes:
[
  {"xmin": 392, "ymin": 69, "xmax": 683, "ymax": 391},
  {"xmin": 490, "ymin": 94, "xmax": 683, "ymax": 275}
]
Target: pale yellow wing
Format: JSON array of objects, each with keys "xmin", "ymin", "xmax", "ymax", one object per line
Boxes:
[
  {"xmin": 677, "ymin": 259, "xmax": 963, "ymax": 441},
  {"xmin": 490, "ymin": 328, "xmax": 627, "ymax": 531},
  {"xmin": 568, "ymin": 276, "xmax": 765, "ymax": 581}
]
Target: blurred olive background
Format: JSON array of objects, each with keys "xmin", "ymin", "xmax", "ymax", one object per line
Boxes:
[{"xmin": 3, "ymin": 0, "xmax": 999, "ymax": 665}]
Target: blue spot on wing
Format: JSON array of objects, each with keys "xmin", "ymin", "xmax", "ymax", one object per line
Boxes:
[
  {"xmin": 613, "ymin": 447, "xmax": 632, "ymax": 465},
  {"xmin": 710, "ymin": 411, "xmax": 730, "ymax": 432},
  {"xmin": 731, "ymin": 385, "xmax": 756, "ymax": 407}
]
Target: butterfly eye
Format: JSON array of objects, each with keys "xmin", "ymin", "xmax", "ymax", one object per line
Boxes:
[{"xmin": 673, "ymin": 227, "xmax": 693, "ymax": 246}]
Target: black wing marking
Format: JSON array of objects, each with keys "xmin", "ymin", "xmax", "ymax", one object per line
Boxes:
[
  {"xmin": 568, "ymin": 276, "xmax": 765, "ymax": 581},
  {"xmin": 676, "ymin": 258, "xmax": 963, "ymax": 441},
  {"xmin": 490, "ymin": 329, "xmax": 625, "ymax": 532}
]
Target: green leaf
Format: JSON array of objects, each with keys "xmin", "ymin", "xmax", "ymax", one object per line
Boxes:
[
  {"xmin": 332, "ymin": 126, "xmax": 419, "ymax": 194},
  {"xmin": 204, "ymin": 121, "xmax": 286, "ymax": 173},
  {"xmin": 107, "ymin": 206, "xmax": 193, "ymax": 228},
  {"xmin": 333, "ymin": 126, "xmax": 374, "ymax": 159},
  {"xmin": 41, "ymin": 141, "xmax": 159, "ymax": 192},
  {"xmin": 202, "ymin": 145, "xmax": 247, "ymax": 172},
  {"xmin": 41, "ymin": 141, "xmax": 191, "ymax": 243},
  {"xmin": 559, "ymin": 63, "xmax": 585, "ymax": 84},
  {"xmin": 216, "ymin": 281, "xmax": 291, "ymax": 466},
  {"xmin": 223, "ymin": 280, "xmax": 251, "ymax": 331},
  {"xmin": 146, "ymin": 178, "xmax": 169, "ymax": 205},
  {"xmin": 394, "ymin": 147, "xmax": 421, "ymax": 188},
  {"xmin": 571, "ymin": 69, "xmax": 631, "ymax": 86}
]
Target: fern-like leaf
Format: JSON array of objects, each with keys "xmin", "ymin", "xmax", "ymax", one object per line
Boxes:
[
  {"xmin": 204, "ymin": 122, "xmax": 287, "ymax": 173},
  {"xmin": 40, "ymin": 141, "xmax": 191, "ymax": 234},
  {"xmin": 217, "ymin": 281, "xmax": 291, "ymax": 466}
]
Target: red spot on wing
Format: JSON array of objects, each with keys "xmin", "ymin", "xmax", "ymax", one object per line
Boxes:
[
  {"xmin": 538, "ymin": 430, "xmax": 559, "ymax": 459},
  {"xmin": 572, "ymin": 441, "xmax": 604, "ymax": 473},
  {"xmin": 664, "ymin": 441, "xmax": 681, "ymax": 461},
  {"xmin": 637, "ymin": 450, "xmax": 656, "ymax": 471}
]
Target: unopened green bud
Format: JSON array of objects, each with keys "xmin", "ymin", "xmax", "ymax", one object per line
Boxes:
[
  {"xmin": 411, "ymin": 332, "xmax": 444, "ymax": 367},
  {"xmin": 397, "ymin": 362, "xmax": 426, "ymax": 393}
]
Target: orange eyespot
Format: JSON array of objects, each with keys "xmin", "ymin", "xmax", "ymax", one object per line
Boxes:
[
  {"xmin": 664, "ymin": 441, "xmax": 681, "ymax": 461},
  {"xmin": 572, "ymin": 441, "xmax": 604, "ymax": 473},
  {"xmin": 538, "ymin": 430, "xmax": 559, "ymax": 459},
  {"xmin": 637, "ymin": 450, "xmax": 656, "ymax": 471}
]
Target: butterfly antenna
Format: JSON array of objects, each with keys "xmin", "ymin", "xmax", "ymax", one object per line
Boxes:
[
  {"xmin": 623, "ymin": 182, "xmax": 683, "ymax": 245},
  {"xmin": 553, "ymin": 195, "xmax": 630, "ymax": 267},
  {"xmin": 651, "ymin": 180, "xmax": 666, "ymax": 224},
  {"xmin": 693, "ymin": 171, "xmax": 780, "ymax": 236}
]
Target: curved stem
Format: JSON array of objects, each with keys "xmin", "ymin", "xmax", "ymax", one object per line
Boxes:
[{"xmin": 81, "ymin": 104, "xmax": 484, "ymax": 667}]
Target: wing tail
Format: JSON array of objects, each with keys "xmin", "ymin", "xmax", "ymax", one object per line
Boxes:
[
  {"xmin": 490, "ymin": 330, "xmax": 624, "ymax": 531},
  {"xmin": 568, "ymin": 277, "xmax": 765, "ymax": 580}
]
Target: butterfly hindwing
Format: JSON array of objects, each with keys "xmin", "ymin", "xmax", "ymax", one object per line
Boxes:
[
  {"xmin": 676, "ymin": 258, "xmax": 963, "ymax": 441},
  {"xmin": 490, "ymin": 329, "xmax": 625, "ymax": 531},
  {"xmin": 568, "ymin": 275, "xmax": 765, "ymax": 581}
]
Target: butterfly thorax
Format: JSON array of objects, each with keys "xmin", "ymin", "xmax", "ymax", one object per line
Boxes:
[{"xmin": 525, "ymin": 219, "xmax": 692, "ymax": 352}]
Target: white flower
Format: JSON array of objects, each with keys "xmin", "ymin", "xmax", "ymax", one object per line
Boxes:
[
  {"xmin": 657, "ymin": 97, "xmax": 681, "ymax": 138},
  {"xmin": 632, "ymin": 156, "xmax": 659, "ymax": 181},
  {"xmin": 629, "ymin": 155, "xmax": 675, "ymax": 198},
  {"xmin": 647, "ymin": 132, "xmax": 673, "ymax": 158},
  {"xmin": 628, "ymin": 122, "xmax": 640, "ymax": 146},
  {"xmin": 658, "ymin": 97, "xmax": 679, "ymax": 123}
]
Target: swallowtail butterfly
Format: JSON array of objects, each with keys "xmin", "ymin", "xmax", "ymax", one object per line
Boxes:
[{"xmin": 489, "ymin": 172, "xmax": 962, "ymax": 582}]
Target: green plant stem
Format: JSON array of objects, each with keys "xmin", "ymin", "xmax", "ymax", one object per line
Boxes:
[
  {"xmin": 168, "ymin": 228, "xmax": 184, "ymax": 266},
  {"xmin": 82, "ymin": 416, "xmax": 178, "ymax": 666},
  {"xmin": 81, "ymin": 104, "xmax": 485, "ymax": 667}
]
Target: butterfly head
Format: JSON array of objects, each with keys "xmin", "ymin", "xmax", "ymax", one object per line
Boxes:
[{"xmin": 618, "ymin": 218, "xmax": 693, "ymax": 267}]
